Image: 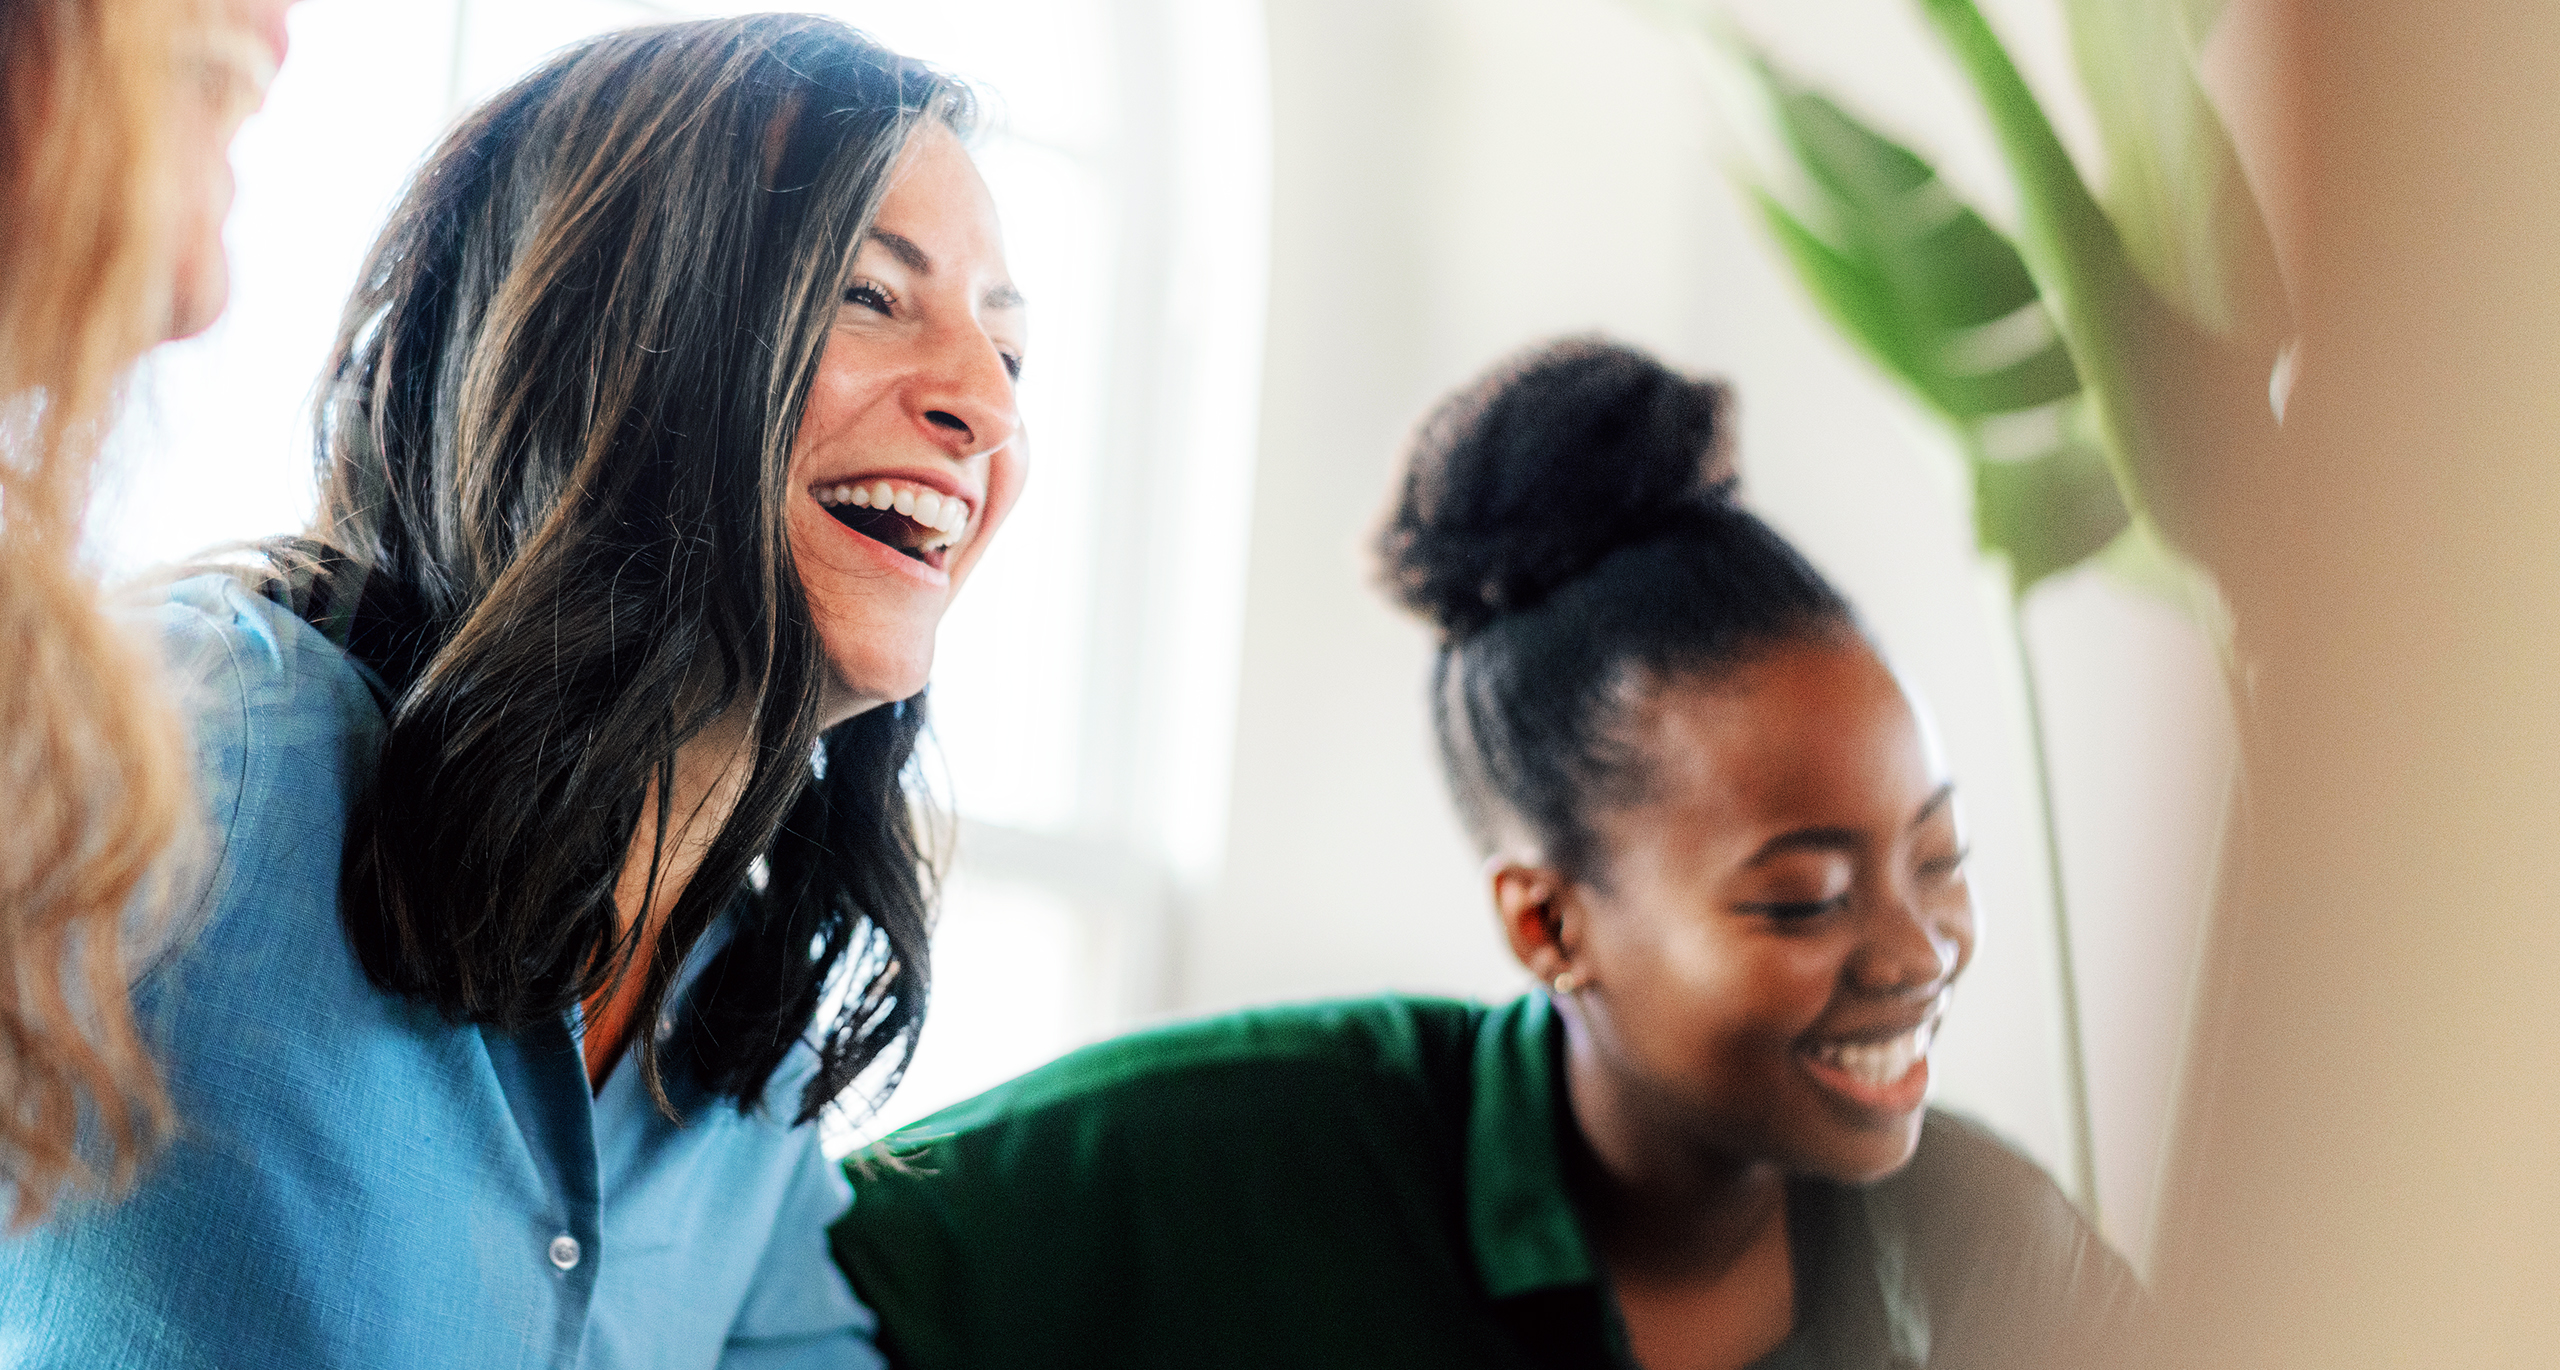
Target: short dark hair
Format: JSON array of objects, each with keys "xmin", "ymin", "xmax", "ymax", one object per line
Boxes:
[
  {"xmin": 1377, "ymin": 337, "xmax": 1855, "ymax": 883},
  {"xmin": 270, "ymin": 16, "xmax": 972, "ymax": 1123}
]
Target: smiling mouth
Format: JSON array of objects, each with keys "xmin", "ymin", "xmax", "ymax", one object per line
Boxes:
[
  {"xmin": 815, "ymin": 479, "xmax": 970, "ymax": 568},
  {"xmin": 1806, "ymin": 1019, "xmax": 1936, "ymax": 1089},
  {"xmin": 1795, "ymin": 1013, "xmax": 1940, "ymax": 1118}
]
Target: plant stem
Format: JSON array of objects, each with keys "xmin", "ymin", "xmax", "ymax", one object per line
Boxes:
[{"xmin": 2009, "ymin": 593, "xmax": 2101, "ymax": 1222}]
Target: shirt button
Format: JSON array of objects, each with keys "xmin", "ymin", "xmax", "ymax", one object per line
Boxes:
[{"xmin": 548, "ymin": 1234, "xmax": 582, "ymax": 1271}]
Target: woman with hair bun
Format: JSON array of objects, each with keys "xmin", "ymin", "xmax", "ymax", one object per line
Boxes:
[{"xmin": 830, "ymin": 337, "xmax": 2145, "ymax": 1370}]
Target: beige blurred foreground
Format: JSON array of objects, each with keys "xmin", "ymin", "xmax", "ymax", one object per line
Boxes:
[{"xmin": 2151, "ymin": 2, "xmax": 2560, "ymax": 1365}]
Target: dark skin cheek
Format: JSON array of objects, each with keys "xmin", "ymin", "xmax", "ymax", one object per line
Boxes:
[
  {"xmin": 1597, "ymin": 909, "xmax": 1881, "ymax": 1151},
  {"xmin": 1593, "ymin": 944, "xmax": 1784, "ymax": 1118}
]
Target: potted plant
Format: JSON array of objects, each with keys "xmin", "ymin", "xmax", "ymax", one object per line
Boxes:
[{"xmin": 1633, "ymin": 0, "xmax": 2290, "ymax": 1216}]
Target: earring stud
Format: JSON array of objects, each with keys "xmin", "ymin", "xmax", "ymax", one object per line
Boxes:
[{"xmin": 1550, "ymin": 967, "xmax": 1585, "ymax": 995}]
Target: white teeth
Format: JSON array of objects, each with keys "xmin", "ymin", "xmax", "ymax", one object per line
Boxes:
[
  {"xmin": 1812, "ymin": 1021, "xmax": 1935, "ymax": 1089},
  {"xmin": 811, "ymin": 478, "xmax": 973, "ymax": 539}
]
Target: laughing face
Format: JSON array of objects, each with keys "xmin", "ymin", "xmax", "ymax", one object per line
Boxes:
[
  {"xmin": 1562, "ymin": 634, "xmax": 1974, "ymax": 1183},
  {"xmin": 788, "ymin": 123, "xmax": 1027, "ymax": 723}
]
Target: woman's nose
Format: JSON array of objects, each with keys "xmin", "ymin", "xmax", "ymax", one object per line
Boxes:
[
  {"xmin": 1849, "ymin": 894, "xmax": 1963, "ymax": 997},
  {"xmin": 908, "ymin": 327, "xmax": 1019, "ymax": 460}
]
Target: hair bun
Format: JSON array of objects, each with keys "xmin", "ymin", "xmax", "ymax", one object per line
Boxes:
[{"xmin": 1377, "ymin": 336, "xmax": 1738, "ymax": 638}]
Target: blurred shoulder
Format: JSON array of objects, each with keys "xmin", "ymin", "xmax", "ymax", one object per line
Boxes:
[
  {"xmin": 1868, "ymin": 1110, "xmax": 2151, "ymax": 1368},
  {"xmin": 1877, "ymin": 1110, "xmax": 2112, "ymax": 1267},
  {"xmin": 1892, "ymin": 1110, "xmax": 2083, "ymax": 1216},
  {"xmin": 152, "ymin": 571, "xmax": 376, "ymax": 720},
  {"xmin": 132, "ymin": 573, "xmax": 385, "ymax": 981},
  {"xmin": 147, "ymin": 570, "xmax": 387, "ymax": 784}
]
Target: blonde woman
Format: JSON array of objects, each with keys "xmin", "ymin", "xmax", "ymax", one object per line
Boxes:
[{"xmin": 0, "ymin": 0, "xmax": 290, "ymax": 1226}]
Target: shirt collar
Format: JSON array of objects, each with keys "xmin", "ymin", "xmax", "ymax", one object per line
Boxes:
[
  {"xmin": 1461, "ymin": 992, "xmax": 1932, "ymax": 1368},
  {"xmin": 1464, "ymin": 991, "xmax": 1598, "ymax": 1298}
]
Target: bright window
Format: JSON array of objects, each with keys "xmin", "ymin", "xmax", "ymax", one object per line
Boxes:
[{"xmin": 93, "ymin": 0, "xmax": 1268, "ymax": 1144}]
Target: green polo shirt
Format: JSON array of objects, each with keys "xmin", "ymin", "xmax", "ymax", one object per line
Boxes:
[{"xmin": 831, "ymin": 994, "xmax": 2144, "ymax": 1369}]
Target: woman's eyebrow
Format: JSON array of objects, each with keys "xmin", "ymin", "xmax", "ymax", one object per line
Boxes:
[
  {"xmin": 1745, "ymin": 828, "xmax": 1863, "ymax": 865},
  {"xmin": 865, "ymin": 230, "xmax": 933, "ymax": 272},
  {"xmin": 1742, "ymin": 784, "xmax": 1955, "ymax": 866},
  {"xmin": 861, "ymin": 231, "xmax": 1025, "ymax": 311},
  {"xmin": 1909, "ymin": 783, "xmax": 1956, "ymax": 829}
]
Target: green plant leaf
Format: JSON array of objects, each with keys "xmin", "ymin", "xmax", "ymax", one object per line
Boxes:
[
  {"xmin": 1730, "ymin": 49, "xmax": 2129, "ymax": 594},
  {"xmin": 2060, "ymin": 0, "xmax": 2283, "ymax": 343},
  {"xmin": 1967, "ymin": 398, "xmax": 2129, "ymax": 593},
  {"xmin": 1749, "ymin": 188, "xmax": 1912, "ymax": 379},
  {"xmin": 1916, "ymin": 0, "xmax": 2249, "ymax": 561},
  {"xmin": 1741, "ymin": 56, "xmax": 2082, "ymax": 421},
  {"xmin": 1724, "ymin": 48, "xmax": 2128, "ymax": 594}
]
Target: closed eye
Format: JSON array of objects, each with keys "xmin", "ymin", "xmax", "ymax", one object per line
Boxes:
[
  {"xmin": 1735, "ymin": 894, "xmax": 1851, "ymax": 921},
  {"xmin": 1918, "ymin": 846, "xmax": 1970, "ymax": 881}
]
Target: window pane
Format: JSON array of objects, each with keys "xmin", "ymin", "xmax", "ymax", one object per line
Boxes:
[
  {"xmin": 89, "ymin": 0, "xmax": 459, "ymax": 572},
  {"xmin": 924, "ymin": 137, "xmax": 1113, "ymax": 830},
  {"xmin": 773, "ymin": 0, "xmax": 1117, "ymax": 156},
  {"xmin": 450, "ymin": 0, "xmax": 665, "ymax": 105},
  {"xmin": 825, "ymin": 870, "xmax": 1089, "ymax": 1156}
]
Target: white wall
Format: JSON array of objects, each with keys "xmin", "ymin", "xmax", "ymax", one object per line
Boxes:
[{"xmin": 1186, "ymin": 0, "xmax": 2232, "ymax": 1267}]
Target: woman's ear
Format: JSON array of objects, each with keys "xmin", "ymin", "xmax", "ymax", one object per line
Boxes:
[{"xmin": 1490, "ymin": 859, "xmax": 1586, "ymax": 990}]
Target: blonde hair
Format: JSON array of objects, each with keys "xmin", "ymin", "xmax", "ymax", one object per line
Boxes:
[{"xmin": 0, "ymin": 0, "xmax": 228, "ymax": 1227}]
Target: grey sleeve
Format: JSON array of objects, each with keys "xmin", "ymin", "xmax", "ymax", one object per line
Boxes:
[{"xmin": 1884, "ymin": 1110, "xmax": 2153, "ymax": 1370}]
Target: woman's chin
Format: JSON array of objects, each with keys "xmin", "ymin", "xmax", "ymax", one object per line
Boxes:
[
  {"xmin": 1803, "ymin": 1116, "xmax": 1926, "ymax": 1186},
  {"xmin": 166, "ymin": 262, "xmax": 231, "ymax": 341},
  {"xmin": 815, "ymin": 652, "xmax": 933, "ymax": 726}
]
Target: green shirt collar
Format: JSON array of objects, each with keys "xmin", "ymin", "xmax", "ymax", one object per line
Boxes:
[
  {"xmin": 1461, "ymin": 992, "xmax": 1931, "ymax": 1368},
  {"xmin": 1464, "ymin": 992, "xmax": 1598, "ymax": 1298}
]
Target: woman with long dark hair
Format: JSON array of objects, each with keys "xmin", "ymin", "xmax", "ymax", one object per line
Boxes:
[
  {"xmin": 830, "ymin": 339, "xmax": 2143, "ymax": 1369},
  {"xmin": 0, "ymin": 17, "xmax": 1021, "ymax": 1366}
]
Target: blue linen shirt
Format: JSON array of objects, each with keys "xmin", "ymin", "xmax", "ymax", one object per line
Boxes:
[{"xmin": 0, "ymin": 575, "xmax": 886, "ymax": 1369}]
